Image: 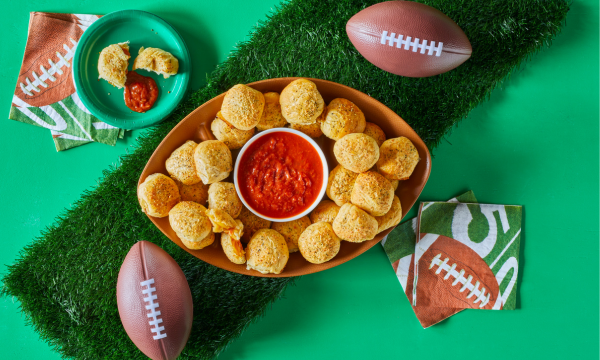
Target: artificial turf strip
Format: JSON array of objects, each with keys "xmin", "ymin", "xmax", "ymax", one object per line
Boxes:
[{"xmin": 2, "ymin": 0, "xmax": 568, "ymax": 358}]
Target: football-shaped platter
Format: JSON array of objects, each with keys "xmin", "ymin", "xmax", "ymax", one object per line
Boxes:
[
  {"xmin": 117, "ymin": 241, "xmax": 193, "ymax": 360},
  {"xmin": 346, "ymin": 1, "xmax": 472, "ymax": 77},
  {"xmin": 414, "ymin": 234, "xmax": 500, "ymax": 309},
  {"xmin": 139, "ymin": 77, "xmax": 432, "ymax": 277}
]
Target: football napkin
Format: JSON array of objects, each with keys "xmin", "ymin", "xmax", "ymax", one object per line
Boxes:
[
  {"xmin": 414, "ymin": 200, "xmax": 522, "ymax": 311},
  {"xmin": 9, "ymin": 12, "xmax": 124, "ymax": 151},
  {"xmin": 382, "ymin": 191, "xmax": 523, "ymax": 328}
]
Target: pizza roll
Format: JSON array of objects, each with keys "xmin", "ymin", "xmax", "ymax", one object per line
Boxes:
[
  {"xmin": 132, "ymin": 47, "xmax": 179, "ymax": 78},
  {"xmin": 169, "ymin": 201, "xmax": 213, "ymax": 244},
  {"xmin": 181, "ymin": 232, "xmax": 215, "ymax": 250},
  {"xmin": 257, "ymin": 92, "xmax": 288, "ymax": 131},
  {"xmin": 246, "ymin": 229, "xmax": 289, "ymax": 274},
  {"xmin": 351, "ymin": 171, "xmax": 395, "ymax": 216},
  {"xmin": 375, "ymin": 196, "xmax": 402, "ymax": 234},
  {"xmin": 298, "ymin": 222, "xmax": 341, "ymax": 264},
  {"xmin": 193, "ymin": 140, "xmax": 232, "ymax": 185},
  {"xmin": 173, "ymin": 178, "xmax": 209, "ymax": 205},
  {"xmin": 238, "ymin": 206, "xmax": 271, "ymax": 243},
  {"xmin": 137, "ymin": 173, "xmax": 180, "ymax": 218},
  {"xmin": 376, "ymin": 137, "xmax": 420, "ymax": 180},
  {"xmin": 207, "ymin": 182, "xmax": 243, "ymax": 218},
  {"xmin": 98, "ymin": 42, "xmax": 130, "ymax": 88},
  {"xmin": 309, "ymin": 200, "xmax": 341, "ymax": 224},
  {"xmin": 321, "ymin": 98, "xmax": 366, "ymax": 140},
  {"xmin": 288, "ymin": 121, "xmax": 323, "ymax": 138},
  {"xmin": 221, "ymin": 84, "xmax": 265, "ymax": 130},
  {"xmin": 334, "ymin": 133, "xmax": 380, "ymax": 173},
  {"xmin": 332, "ymin": 204, "xmax": 378, "ymax": 243},
  {"xmin": 166, "ymin": 140, "xmax": 201, "ymax": 185},
  {"xmin": 363, "ymin": 122, "xmax": 386, "ymax": 147},
  {"xmin": 211, "ymin": 114, "xmax": 255, "ymax": 150},
  {"xmin": 271, "ymin": 216, "xmax": 312, "ymax": 253},
  {"xmin": 280, "ymin": 79, "xmax": 324, "ymax": 125},
  {"xmin": 326, "ymin": 165, "xmax": 359, "ymax": 207}
]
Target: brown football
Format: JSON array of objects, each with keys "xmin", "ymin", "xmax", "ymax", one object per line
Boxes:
[
  {"xmin": 346, "ymin": 1, "xmax": 471, "ymax": 77},
  {"xmin": 117, "ymin": 241, "xmax": 193, "ymax": 360},
  {"xmin": 414, "ymin": 234, "xmax": 500, "ymax": 310}
]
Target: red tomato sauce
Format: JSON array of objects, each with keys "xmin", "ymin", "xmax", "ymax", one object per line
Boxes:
[
  {"xmin": 238, "ymin": 131, "xmax": 323, "ymax": 219},
  {"xmin": 124, "ymin": 71, "xmax": 158, "ymax": 113}
]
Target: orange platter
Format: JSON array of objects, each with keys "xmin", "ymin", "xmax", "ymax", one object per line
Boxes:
[{"xmin": 139, "ymin": 77, "xmax": 431, "ymax": 277}]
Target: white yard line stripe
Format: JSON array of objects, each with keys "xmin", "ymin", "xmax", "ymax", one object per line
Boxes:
[
  {"xmin": 58, "ymin": 101, "xmax": 93, "ymax": 140},
  {"xmin": 489, "ymin": 228, "xmax": 521, "ymax": 270},
  {"xmin": 92, "ymin": 122, "xmax": 118, "ymax": 130},
  {"xmin": 71, "ymin": 93, "xmax": 92, "ymax": 114}
]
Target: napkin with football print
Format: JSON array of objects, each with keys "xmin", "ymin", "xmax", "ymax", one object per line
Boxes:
[
  {"xmin": 9, "ymin": 12, "xmax": 124, "ymax": 151},
  {"xmin": 382, "ymin": 191, "xmax": 523, "ymax": 328}
]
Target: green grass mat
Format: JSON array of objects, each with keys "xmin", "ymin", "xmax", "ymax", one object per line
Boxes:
[{"xmin": 2, "ymin": 0, "xmax": 568, "ymax": 358}]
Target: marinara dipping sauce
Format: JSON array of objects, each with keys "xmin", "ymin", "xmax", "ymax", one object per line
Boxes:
[
  {"xmin": 124, "ymin": 71, "xmax": 158, "ymax": 113},
  {"xmin": 237, "ymin": 131, "xmax": 324, "ymax": 219}
]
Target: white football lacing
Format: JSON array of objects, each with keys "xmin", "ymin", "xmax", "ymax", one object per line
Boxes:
[
  {"xmin": 429, "ymin": 253, "xmax": 491, "ymax": 307},
  {"xmin": 19, "ymin": 38, "xmax": 77, "ymax": 97},
  {"xmin": 380, "ymin": 31, "xmax": 443, "ymax": 56},
  {"xmin": 140, "ymin": 278, "xmax": 167, "ymax": 340}
]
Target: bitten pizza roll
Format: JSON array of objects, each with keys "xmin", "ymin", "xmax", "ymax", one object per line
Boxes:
[
  {"xmin": 132, "ymin": 47, "xmax": 179, "ymax": 78},
  {"xmin": 350, "ymin": 171, "xmax": 395, "ymax": 217},
  {"xmin": 221, "ymin": 232, "xmax": 246, "ymax": 264},
  {"xmin": 206, "ymin": 208, "xmax": 244, "ymax": 241},
  {"xmin": 332, "ymin": 203, "xmax": 378, "ymax": 243},
  {"xmin": 246, "ymin": 229, "xmax": 289, "ymax": 275},
  {"xmin": 211, "ymin": 113, "xmax": 255, "ymax": 150},
  {"xmin": 207, "ymin": 182, "xmax": 243, "ymax": 219},
  {"xmin": 221, "ymin": 84, "xmax": 265, "ymax": 130},
  {"xmin": 333, "ymin": 133, "xmax": 380, "ymax": 173},
  {"xmin": 166, "ymin": 140, "xmax": 201, "ymax": 185},
  {"xmin": 298, "ymin": 222, "xmax": 341, "ymax": 264},
  {"xmin": 98, "ymin": 41, "xmax": 130, "ymax": 88},
  {"xmin": 137, "ymin": 173, "xmax": 180, "ymax": 218},
  {"xmin": 376, "ymin": 137, "xmax": 420, "ymax": 180},
  {"xmin": 271, "ymin": 216, "xmax": 312, "ymax": 253},
  {"xmin": 169, "ymin": 201, "xmax": 213, "ymax": 245},
  {"xmin": 321, "ymin": 98, "xmax": 366, "ymax": 140},
  {"xmin": 193, "ymin": 140, "xmax": 232, "ymax": 185},
  {"xmin": 280, "ymin": 79, "xmax": 325, "ymax": 125},
  {"xmin": 257, "ymin": 92, "xmax": 288, "ymax": 131}
]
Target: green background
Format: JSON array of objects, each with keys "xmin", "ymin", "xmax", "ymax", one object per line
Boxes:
[{"xmin": 1, "ymin": 1, "xmax": 598, "ymax": 359}]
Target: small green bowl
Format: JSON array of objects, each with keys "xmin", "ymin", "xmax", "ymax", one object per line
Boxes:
[{"xmin": 73, "ymin": 10, "xmax": 191, "ymax": 129}]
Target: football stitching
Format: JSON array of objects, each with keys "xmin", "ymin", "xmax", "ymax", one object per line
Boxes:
[
  {"xmin": 140, "ymin": 278, "xmax": 168, "ymax": 340},
  {"xmin": 380, "ymin": 31, "xmax": 443, "ymax": 56},
  {"xmin": 429, "ymin": 253, "xmax": 491, "ymax": 308},
  {"xmin": 19, "ymin": 39, "xmax": 77, "ymax": 97}
]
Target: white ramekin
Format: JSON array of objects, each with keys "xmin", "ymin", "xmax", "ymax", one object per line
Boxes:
[{"xmin": 233, "ymin": 128, "xmax": 329, "ymax": 223}]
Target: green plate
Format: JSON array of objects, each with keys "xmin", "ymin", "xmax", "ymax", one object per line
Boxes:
[{"xmin": 73, "ymin": 10, "xmax": 191, "ymax": 129}]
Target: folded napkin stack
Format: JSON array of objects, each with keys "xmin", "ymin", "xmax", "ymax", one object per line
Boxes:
[
  {"xmin": 9, "ymin": 12, "xmax": 123, "ymax": 151},
  {"xmin": 382, "ymin": 191, "xmax": 523, "ymax": 328}
]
